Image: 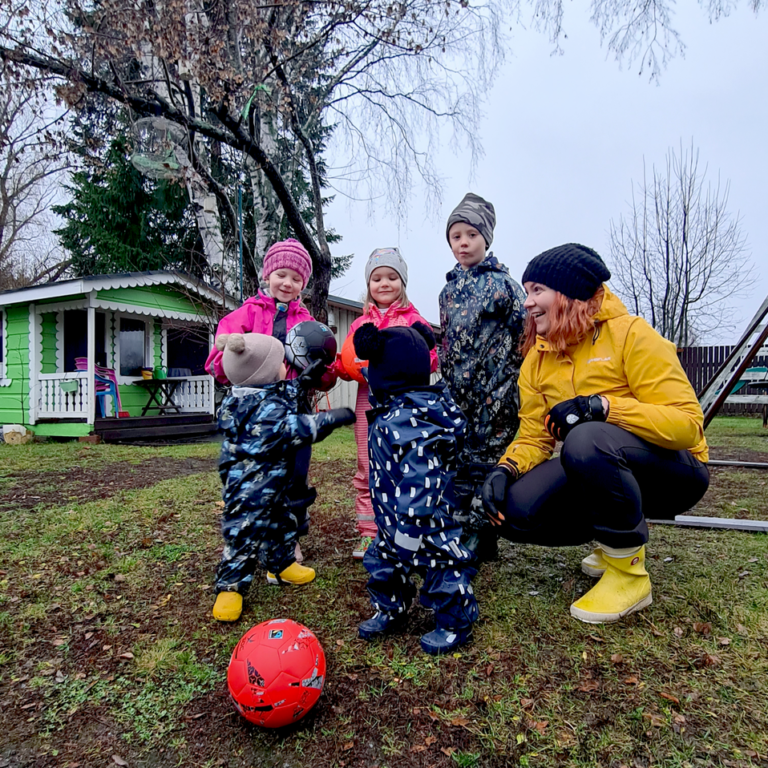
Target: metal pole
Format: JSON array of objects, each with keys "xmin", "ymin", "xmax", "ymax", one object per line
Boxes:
[{"xmin": 238, "ymin": 186, "xmax": 244, "ymax": 304}]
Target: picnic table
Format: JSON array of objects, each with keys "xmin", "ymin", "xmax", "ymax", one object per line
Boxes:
[{"xmin": 132, "ymin": 376, "xmax": 188, "ymax": 417}]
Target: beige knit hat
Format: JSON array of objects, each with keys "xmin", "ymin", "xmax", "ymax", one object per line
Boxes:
[{"xmin": 216, "ymin": 333, "xmax": 285, "ymax": 387}]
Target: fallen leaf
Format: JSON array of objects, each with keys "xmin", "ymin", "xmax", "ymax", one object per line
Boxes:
[
  {"xmin": 718, "ymin": 637, "xmax": 731, "ymax": 646},
  {"xmin": 441, "ymin": 747, "xmax": 456, "ymax": 757},
  {"xmin": 643, "ymin": 712, "xmax": 665, "ymax": 728},
  {"xmin": 673, "ymin": 627, "xmax": 684, "ymax": 637},
  {"xmin": 114, "ymin": 574, "xmax": 126, "ymax": 583},
  {"xmin": 610, "ymin": 653, "xmax": 623, "ymax": 664},
  {"xmin": 410, "ymin": 745, "xmax": 427, "ymax": 753},
  {"xmin": 532, "ymin": 720, "xmax": 549, "ymax": 733},
  {"xmin": 102, "ymin": 645, "xmax": 112, "ymax": 651},
  {"xmin": 485, "ymin": 663, "xmax": 494, "ymax": 676},
  {"xmin": 425, "ymin": 736, "xmax": 437, "ymax": 746},
  {"xmin": 520, "ymin": 698, "xmax": 535, "ymax": 709},
  {"xmin": 577, "ymin": 680, "xmax": 599, "ymax": 692},
  {"xmin": 693, "ymin": 622, "xmax": 712, "ymax": 635},
  {"xmin": 588, "ymin": 634, "xmax": 604, "ymax": 643},
  {"xmin": 736, "ymin": 624, "xmax": 748, "ymax": 635},
  {"xmin": 184, "ymin": 713, "xmax": 206, "ymax": 720},
  {"xmin": 55, "ymin": 670, "xmax": 65, "ymax": 683},
  {"xmin": 748, "ymin": 557, "xmax": 759, "ymax": 563},
  {"xmin": 659, "ymin": 692, "xmax": 680, "ymax": 705},
  {"xmin": 450, "ymin": 716, "xmax": 470, "ymax": 727},
  {"xmin": 673, "ymin": 714, "xmax": 686, "ymax": 724},
  {"xmin": 737, "ymin": 570, "xmax": 750, "ymax": 578},
  {"xmin": 84, "ymin": 632, "xmax": 93, "ymax": 640},
  {"xmin": 624, "ymin": 676, "xmax": 640, "ymax": 686},
  {"xmin": 342, "ymin": 742, "xmax": 354, "ymax": 751},
  {"xmin": 53, "ymin": 637, "xmax": 67, "ymax": 647},
  {"xmin": 336, "ymin": 640, "xmax": 345, "ymax": 647},
  {"xmin": 120, "ymin": 652, "xmax": 135, "ymax": 660},
  {"xmin": 112, "ymin": 757, "xmax": 128, "ymax": 767},
  {"xmin": 215, "ymin": 501, "xmax": 225, "ymax": 508}
]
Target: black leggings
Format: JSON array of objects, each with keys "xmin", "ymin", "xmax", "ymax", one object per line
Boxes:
[{"xmin": 498, "ymin": 422, "xmax": 710, "ymax": 548}]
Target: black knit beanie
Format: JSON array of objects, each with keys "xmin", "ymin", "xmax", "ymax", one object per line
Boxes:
[
  {"xmin": 446, "ymin": 193, "xmax": 496, "ymax": 249},
  {"xmin": 522, "ymin": 243, "xmax": 611, "ymax": 301},
  {"xmin": 353, "ymin": 322, "xmax": 435, "ymax": 399}
]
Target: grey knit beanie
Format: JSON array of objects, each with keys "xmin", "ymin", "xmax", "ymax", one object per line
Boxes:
[
  {"xmin": 216, "ymin": 332, "xmax": 285, "ymax": 387},
  {"xmin": 445, "ymin": 193, "xmax": 496, "ymax": 248},
  {"xmin": 364, "ymin": 247, "xmax": 408, "ymax": 287},
  {"xmin": 522, "ymin": 243, "xmax": 611, "ymax": 301}
]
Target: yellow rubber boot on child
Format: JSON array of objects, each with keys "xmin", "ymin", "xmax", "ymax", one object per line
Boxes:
[
  {"xmin": 212, "ymin": 591, "xmax": 243, "ymax": 622},
  {"xmin": 570, "ymin": 544, "xmax": 652, "ymax": 624},
  {"xmin": 267, "ymin": 561, "xmax": 316, "ymax": 585}
]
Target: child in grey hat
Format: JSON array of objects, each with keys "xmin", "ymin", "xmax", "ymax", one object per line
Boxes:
[
  {"xmin": 212, "ymin": 332, "xmax": 355, "ymax": 622},
  {"xmin": 438, "ymin": 193, "xmax": 526, "ymax": 560}
]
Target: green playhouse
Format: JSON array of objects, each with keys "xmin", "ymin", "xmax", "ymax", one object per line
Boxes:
[{"xmin": 0, "ymin": 272, "xmax": 236, "ymax": 440}]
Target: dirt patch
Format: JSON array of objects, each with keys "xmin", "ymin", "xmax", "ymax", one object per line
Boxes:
[{"xmin": 0, "ymin": 456, "xmax": 216, "ymax": 513}]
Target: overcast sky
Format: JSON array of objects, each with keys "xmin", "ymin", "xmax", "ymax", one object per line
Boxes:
[{"xmin": 326, "ymin": 3, "xmax": 768, "ymax": 342}]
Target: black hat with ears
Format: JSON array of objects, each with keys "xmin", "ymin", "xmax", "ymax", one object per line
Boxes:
[{"xmin": 353, "ymin": 321, "xmax": 435, "ymax": 398}]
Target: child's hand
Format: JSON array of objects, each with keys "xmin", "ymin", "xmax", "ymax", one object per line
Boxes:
[
  {"xmin": 326, "ymin": 408, "xmax": 356, "ymax": 427},
  {"xmin": 298, "ymin": 359, "xmax": 326, "ymax": 389}
]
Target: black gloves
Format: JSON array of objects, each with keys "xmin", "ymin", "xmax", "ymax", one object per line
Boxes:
[
  {"xmin": 298, "ymin": 358, "xmax": 327, "ymax": 390},
  {"xmin": 325, "ymin": 407, "xmax": 356, "ymax": 427},
  {"xmin": 545, "ymin": 395, "xmax": 606, "ymax": 441},
  {"xmin": 481, "ymin": 464, "xmax": 517, "ymax": 526}
]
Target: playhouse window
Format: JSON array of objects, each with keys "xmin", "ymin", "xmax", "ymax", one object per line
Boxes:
[
  {"xmin": 166, "ymin": 325, "xmax": 208, "ymax": 376},
  {"xmin": 119, "ymin": 317, "xmax": 148, "ymax": 376},
  {"xmin": 63, "ymin": 310, "xmax": 106, "ymax": 371}
]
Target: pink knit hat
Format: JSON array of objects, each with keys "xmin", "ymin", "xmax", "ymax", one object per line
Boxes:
[{"xmin": 262, "ymin": 238, "xmax": 313, "ymax": 288}]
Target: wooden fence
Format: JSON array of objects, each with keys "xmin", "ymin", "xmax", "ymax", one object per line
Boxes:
[{"xmin": 678, "ymin": 345, "xmax": 768, "ymax": 416}]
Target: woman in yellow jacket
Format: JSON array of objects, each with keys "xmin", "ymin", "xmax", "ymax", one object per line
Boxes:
[{"xmin": 482, "ymin": 243, "xmax": 709, "ymax": 624}]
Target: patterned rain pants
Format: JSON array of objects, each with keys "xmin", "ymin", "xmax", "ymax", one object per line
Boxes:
[{"xmin": 363, "ymin": 513, "xmax": 478, "ymax": 631}]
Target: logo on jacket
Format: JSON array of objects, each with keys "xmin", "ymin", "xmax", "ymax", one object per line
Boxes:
[{"xmin": 587, "ymin": 357, "xmax": 611, "ymax": 363}]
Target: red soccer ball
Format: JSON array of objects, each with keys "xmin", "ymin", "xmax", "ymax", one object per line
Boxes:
[{"xmin": 227, "ymin": 619, "xmax": 326, "ymax": 728}]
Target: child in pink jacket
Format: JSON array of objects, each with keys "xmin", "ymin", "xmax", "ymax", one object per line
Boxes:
[
  {"xmin": 206, "ymin": 238, "xmax": 337, "ymax": 565},
  {"xmin": 333, "ymin": 248, "xmax": 438, "ymax": 559}
]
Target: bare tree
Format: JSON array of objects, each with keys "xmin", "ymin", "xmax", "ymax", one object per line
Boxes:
[
  {"xmin": 608, "ymin": 143, "xmax": 754, "ymax": 347},
  {"xmin": 0, "ymin": 76, "xmax": 71, "ymax": 290}
]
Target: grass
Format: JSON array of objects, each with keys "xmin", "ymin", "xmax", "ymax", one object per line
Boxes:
[{"xmin": 0, "ymin": 417, "xmax": 766, "ymax": 768}]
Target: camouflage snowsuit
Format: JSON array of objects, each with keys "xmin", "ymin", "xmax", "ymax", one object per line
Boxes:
[
  {"xmin": 438, "ymin": 254, "xmax": 526, "ymax": 533},
  {"xmin": 363, "ymin": 383, "xmax": 478, "ymax": 631},
  {"xmin": 216, "ymin": 381, "xmax": 345, "ymax": 593}
]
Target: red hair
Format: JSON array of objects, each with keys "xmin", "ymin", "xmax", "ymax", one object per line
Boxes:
[{"xmin": 520, "ymin": 286, "xmax": 605, "ymax": 357}]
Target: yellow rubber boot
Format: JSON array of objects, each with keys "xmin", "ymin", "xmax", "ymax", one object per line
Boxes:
[
  {"xmin": 212, "ymin": 591, "xmax": 243, "ymax": 622},
  {"xmin": 581, "ymin": 547, "xmax": 607, "ymax": 577},
  {"xmin": 570, "ymin": 544, "xmax": 652, "ymax": 624},
  {"xmin": 267, "ymin": 562, "xmax": 316, "ymax": 585}
]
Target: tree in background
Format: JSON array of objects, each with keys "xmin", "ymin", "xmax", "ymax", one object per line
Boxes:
[
  {"xmin": 0, "ymin": 0, "xmax": 505, "ymax": 320},
  {"xmin": 0, "ymin": 75, "xmax": 70, "ymax": 289},
  {"xmin": 53, "ymin": 134, "xmax": 205, "ymax": 278},
  {"xmin": 608, "ymin": 143, "xmax": 754, "ymax": 347}
]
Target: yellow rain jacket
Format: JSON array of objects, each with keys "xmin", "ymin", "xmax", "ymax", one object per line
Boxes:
[{"xmin": 499, "ymin": 287, "xmax": 708, "ymax": 476}]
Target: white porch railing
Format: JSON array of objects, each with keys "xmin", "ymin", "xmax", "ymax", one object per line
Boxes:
[
  {"xmin": 38, "ymin": 372, "xmax": 89, "ymax": 418},
  {"xmin": 174, "ymin": 375, "xmax": 213, "ymax": 413}
]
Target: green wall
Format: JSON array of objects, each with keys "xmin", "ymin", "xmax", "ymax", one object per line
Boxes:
[
  {"xmin": 41, "ymin": 313, "xmax": 57, "ymax": 374},
  {"xmin": 0, "ymin": 305, "xmax": 30, "ymax": 425},
  {"xmin": 98, "ymin": 285, "xmax": 202, "ymax": 316}
]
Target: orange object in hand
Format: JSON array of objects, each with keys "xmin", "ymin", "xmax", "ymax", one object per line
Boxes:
[{"xmin": 341, "ymin": 334, "xmax": 368, "ymax": 384}]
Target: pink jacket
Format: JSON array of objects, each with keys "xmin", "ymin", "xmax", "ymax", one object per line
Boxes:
[
  {"xmin": 333, "ymin": 301, "xmax": 439, "ymax": 380},
  {"xmin": 206, "ymin": 291, "xmax": 313, "ymax": 385}
]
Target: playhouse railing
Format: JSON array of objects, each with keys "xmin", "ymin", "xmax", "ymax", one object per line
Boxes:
[
  {"xmin": 173, "ymin": 375, "xmax": 213, "ymax": 413},
  {"xmin": 38, "ymin": 372, "xmax": 89, "ymax": 418}
]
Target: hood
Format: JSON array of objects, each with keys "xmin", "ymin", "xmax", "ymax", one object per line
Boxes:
[
  {"xmin": 593, "ymin": 286, "xmax": 628, "ymax": 323},
  {"xmin": 532, "ymin": 284, "xmax": 627, "ymax": 353},
  {"xmin": 445, "ymin": 253, "xmax": 507, "ymax": 283}
]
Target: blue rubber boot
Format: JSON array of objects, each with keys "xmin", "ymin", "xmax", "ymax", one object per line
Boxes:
[
  {"xmin": 420, "ymin": 627, "xmax": 473, "ymax": 655},
  {"xmin": 358, "ymin": 611, "xmax": 406, "ymax": 640}
]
